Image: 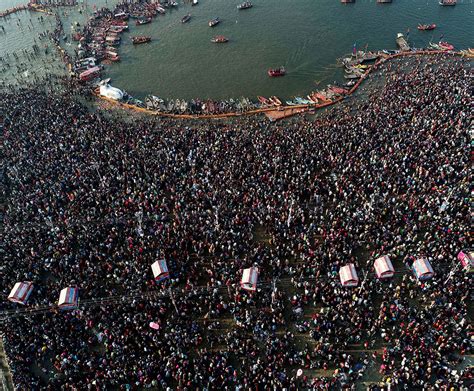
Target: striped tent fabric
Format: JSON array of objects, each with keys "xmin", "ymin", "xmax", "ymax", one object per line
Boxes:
[
  {"xmin": 58, "ymin": 287, "xmax": 79, "ymax": 310},
  {"xmin": 151, "ymin": 259, "xmax": 170, "ymax": 282},
  {"xmin": 241, "ymin": 267, "xmax": 258, "ymax": 291},
  {"xmin": 8, "ymin": 282, "xmax": 34, "ymax": 305},
  {"xmin": 412, "ymin": 258, "xmax": 434, "ymax": 280},
  {"xmin": 339, "ymin": 263, "xmax": 359, "ymax": 287},
  {"xmin": 374, "ymin": 255, "xmax": 395, "ymax": 279},
  {"xmin": 457, "ymin": 250, "xmax": 474, "ymax": 273}
]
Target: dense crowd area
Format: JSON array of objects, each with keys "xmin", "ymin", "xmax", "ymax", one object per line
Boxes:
[{"xmin": 1, "ymin": 55, "xmax": 472, "ymax": 390}]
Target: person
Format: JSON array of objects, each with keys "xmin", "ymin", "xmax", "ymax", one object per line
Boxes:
[{"xmin": 0, "ymin": 54, "xmax": 471, "ymax": 389}]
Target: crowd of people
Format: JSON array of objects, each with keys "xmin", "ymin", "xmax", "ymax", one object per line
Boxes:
[{"xmin": 1, "ymin": 54, "xmax": 472, "ymax": 389}]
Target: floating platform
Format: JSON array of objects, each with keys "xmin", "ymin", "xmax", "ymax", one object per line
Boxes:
[{"xmin": 396, "ymin": 33, "xmax": 410, "ymax": 51}]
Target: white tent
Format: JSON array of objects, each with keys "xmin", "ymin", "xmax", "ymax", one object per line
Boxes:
[{"xmin": 99, "ymin": 84, "xmax": 124, "ymax": 101}]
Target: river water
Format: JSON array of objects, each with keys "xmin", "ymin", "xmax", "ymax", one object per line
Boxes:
[{"xmin": 1, "ymin": 0, "xmax": 473, "ymax": 100}]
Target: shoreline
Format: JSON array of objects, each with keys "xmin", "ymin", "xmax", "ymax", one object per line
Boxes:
[{"xmin": 93, "ymin": 50, "xmax": 466, "ymax": 121}]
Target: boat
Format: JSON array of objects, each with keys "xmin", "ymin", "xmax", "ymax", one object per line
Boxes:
[
  {"xmin": 438, "ymin": 41, "xmax": 454, "ymax": 50},
  {"xmin": 237, "ymin": 2, "xmax": 253, "ymax": 10},
  {"xmin": 257, "ymin": 96, "xmax": 270, "ymax": 105},
  {"xmin": 267, "ymin": 66, "xmax": 286, "ymax": 77},
  {"xmin": 285, "ymin": 100, "xmax": 297, "ymax": 106},
  {"xmin": 192, "ymin": 0, "xmax": 199, "ymax": 5},
  {"xmin": 170, "ymin": 1, "xmax": 178, "ymax": 6},
  {"xmin": 328, "ymin": 86, "xmax": 348, "ymax": 95},
  {"xmin": 209, "ymin": 17, "xmax": 220, "ymax": 27},
  {"xmin": 132, "ymin": 36, "xmax": 152, "ymax": 44},
  {"xmin": 417, "ymin": 23, "xmax": 436, "ymax": 31},
  {"xmin": 182, "ymin": 14, "xmax": 191, "ymax": 23},
  {"xmin": 396, "ymin": 33, "xmax": 410, "ymax": 51},
  {"xmin": 439, "ymin": 0, "xmax": 456, "ymax": 5},
  {"xmin": 79, "ymin": 66, "xmax": 101, "ymax": 82},
  {"xmin": 136, "ymin": 18, "xmax": 152, "ymax": 26},
  {"xmin": 344, "ymin": 73, "xmax": 361, "ymax": 80},
  {"xmin": 270, "ymin": 96, "xmax": 282, "ymax": 106},
  {"xmin": 211, "ymin": 35, "xmax": 228, "ymax": 43}
]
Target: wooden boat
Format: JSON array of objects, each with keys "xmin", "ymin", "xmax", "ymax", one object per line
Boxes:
[
  {"xmin": 132, "ymin": 36, "xmax": 152, "ymax": 44},
  {"xmin": 237, "ymin": 2, "xmax": 253, "ymax": 9},
  {"xmin": 438, "ymin": 41, "xmax": 454, "ymax": 50},
  {"xmin": 182, "ymin": 14, "xmax": 191, "ymax": 23},
  {"xmin": 268, "ymin": 66, "xmax": 286, "ymax": 77},
  {"xmin": 209, "ymin": 17, "xmax": 220, "ymax": 27},
  {"xmin": 136, "ymin": 18, "xmax": 152, "ymax": 26},
  {"xmin": 418, "ymin": 23, "xmax": 436, "ymax": 31},
  {"xmin": 257, "ymin": 96, "xmax": 270, "ymax": 105},
  {"xmin": 211, "ymin": 35, "xmax": 228, "ymax": 43}
]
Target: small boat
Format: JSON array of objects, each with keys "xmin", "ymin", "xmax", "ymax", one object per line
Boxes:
[
  {"xmin": 237, "ymin": 2, "xmax": 253, "ymax": 10},
  {"xmin": 396, "ymin": 33, "xmax": 410, "ymax": 51},
  {"xmin": 132, "ymin": 36, "xmax": 152, "ymax": 44},
  {"xmin": 211, "ymin": 35, "xmax": 228, "ymax": 43},
  {"xmin": 439, "ymin": 0, "xmax": 456, "ymax": 5},
  {"xmin": 182, "ymin": 14, "xmax": 191, "ymax": 23},
  {"xmin": 417, "ymin": 23, "xmax": 436, "ymax": 31},
  {"xmin": 285, "ymin": 100, "xmax": 297, "ymax": 106},
  {"xmin": 328, "ymin": 86, "xmax": 348, "ymax": 95},
  {"xmin": 257, "ymin": 96, "xmax": 270, "ymax": 105},
  {"xmin": 170, "ymin": 1, "xmax": 178, "ymax": 6},
  {"xmin": 270, "ymin": 96, "xmax": 282, "ymax": 106},
  {"xmin": 192, "ymin": 0, "xmax": 199, "ymax": 5},
  {"xmin": 209, "ymin": 17, "xmax": 220, "ymax": 27},
  {"xmin": 344, "ymin": 73, "xmax": 361, "ymax": 80},
  {"xmin": 267, "ymin": 66, "xmax": 286, "ymax": 77},
  {"xmin": 156, "ymin": 6, "xmax": 166, "ymax": 14},
  {"xmin": 136, "ymin": 18, "xmax": 152, "ymax": 26},
  {"xmin": 438, "ymin": 41, "xmax": 454, "ymax": 50}
]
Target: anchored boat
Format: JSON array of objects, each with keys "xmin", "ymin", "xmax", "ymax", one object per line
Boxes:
[
  {"xmin": 182, "ymin": 14, "xmax": 191, "ymax": 23},
  {"xmin": 209, "ymin": 17, "xmax": 220, "ymax": 27},
  {"xmin": 211, "ymin": 35, "xmax": 228, "ymax": 43},
  {"xmin": 267, "ymin": 66, "xmax": 286, "ymax": 77},
  {"xmin": 132, "ymin": 36, "xmax": 152, "ymax": 44},
  {"xmin": 237, "ymin": 2, "xmax": 253, "ymax": 10},
  {"xmin": 417, "ymin": 23, "xmax": 436, "ymax": 31}
]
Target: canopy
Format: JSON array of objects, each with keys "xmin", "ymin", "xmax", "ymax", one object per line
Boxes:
[
  {"xmin": 374, "ymin": 255, "xmax": 395, "ymax": 279},
  {"xmin": 151, "ymin": 259, "xmax": 170, "ymax": 282},
  {"xmin": 99, "ymin": 84, "xmax": 124, "ymax": 101},
  {"xmin": 412, "ymin": 258, "xmax": 434, "ymax": 280},
  {"xmin": 8, "ymin": 281, "xmax": 34, "ymax": 305},
  {"xmin": 58, "ymin": 287, "xmax": 79, "ymax": 310},
  {"xmin": 241, "ymin": 267, "xmax": 258, "ymax": 291},
  {"xmin": 339, "ymin": 263, "xmax": 359, "ymax": 287},
  {"xmin": 457, "ymin": 250, "xmax": 473, "ymax": 273}
]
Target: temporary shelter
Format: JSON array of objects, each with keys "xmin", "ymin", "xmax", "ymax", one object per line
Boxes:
[
  {"xmin": 241, "ymin": 267, "xmax": 258, "ymax": 291},
  {"xmin": 99, "ymin": 84, "xmax": 124, "ymax": 101},
  {"xmin": 151, "ymin": 259, "xmax": 170, "ymax": 282},
  {"xmin": 58, "ymin": 287, "xmax": 79, "ymax": 310},
  {"xmin": 374, "ymin": 255, "xmax": 395, "ymax": 279},
  {"xmin": 457, "ymin": 250, "xmax": 474, "ymax": 273},
  {"xmin": 8, "ymin": 281, "xmax": 34, "ymax": 305},
  {"xmin": 339, "ymin": 263, "xmax": 359, "ymax": 287},
  {"xmin": 412, "ymin": 258, "xmax": 434, "ymax": 280}
]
